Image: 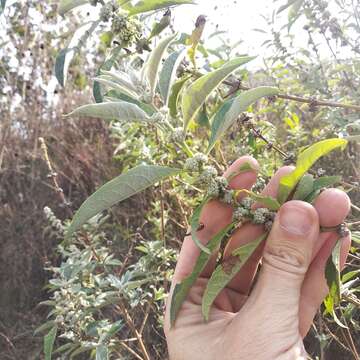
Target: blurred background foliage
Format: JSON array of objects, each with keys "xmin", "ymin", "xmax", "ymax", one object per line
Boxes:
[{"xmin": 0, "ymin": 0, "xmax": 359, "ymax": 359}]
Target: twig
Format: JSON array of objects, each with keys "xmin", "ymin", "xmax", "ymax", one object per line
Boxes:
[
  {"xmin": 185, "ymin": 70, "xmax": 360, "ymax": 112},
  {"xmin": 120, "ymin": 342, "xmax": 144, "ymax": 360},
  {"xmin": 117, "ymin": 302, "xmax": 151, "ymax": 360},
  {"xmin": 38, "ymin": 137, "xmax": 72, "ymax": 216},
  {"xmin": 160, "ymin": 181, "xmax": 166, "ymax": 247}
]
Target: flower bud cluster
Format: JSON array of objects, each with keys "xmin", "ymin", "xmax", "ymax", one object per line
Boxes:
[
  {"xmin": 184, "ymin": 153, "xmax": 208, "ymax": 172},
  {"xmin": 170, "ymin": 127, "xmax": 186, "ymax": 143},
  {"xmin": 112, "ymin": 14, "xmax": 141, "ymax": 44},
  {"xmin": 232, "ymin": 197, "xmax": 276, "ymax": 230},
  {"xmin": 44, "ymin": 206, "xmax": 64, "ymax": 235},
  {"xmin": 100, "ymin": 1, "xmax": 119, "ymax": 22}
]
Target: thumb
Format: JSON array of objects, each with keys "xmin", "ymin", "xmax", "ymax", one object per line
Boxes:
[{"xmin": 247, "ymin": 201, "xmax": 319, "ymax": 320}]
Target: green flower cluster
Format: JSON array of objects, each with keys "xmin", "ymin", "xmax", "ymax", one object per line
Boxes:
[
  {"xmin": 99, "ymin": 1, "xmax": 119, "ymax": 22},
  {"xmin": 112, "ymin": 15, "xmax": 141, "ymax": 44}
]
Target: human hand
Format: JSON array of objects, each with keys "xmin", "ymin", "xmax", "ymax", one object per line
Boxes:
[{"xmin": 164, "ymin": 156, "xmax": 351, "ymax": 360}]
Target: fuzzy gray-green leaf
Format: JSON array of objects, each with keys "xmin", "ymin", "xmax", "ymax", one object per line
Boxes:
[
  {"xmin": 67, "ymin": 165, "xmax": 181, "ymax": 237},
  {"xmin": 44, "ymin": 326, "xmax": 57, "ymax": 360},
  {"xmin": 58, "ymin": 0, "xmax": 88, "ymax": 15},
  {"xmin": 123, "ymin": 0, "xmax": 195, "ymax": 15}
]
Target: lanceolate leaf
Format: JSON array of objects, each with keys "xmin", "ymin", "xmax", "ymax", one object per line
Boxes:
[
  {"xmin": 277, "ymin": 139, "xmax": 348, "ymax": 204},
  {"xmin": 58, "ymin": 0, "xmax": 88, "ymax": 15},
  {"xmin": 208, "ymin": 86, "xmax": 279, "ymax": 152},
  {"xmin": 65, "ymin": 101, "xmax": 151, "ymax": 122},
  {"xmin": 159, "ymin": 47, "xmax": 187, "ymax": 105},
  {"xmin": 168, "ymin": 76, "xmax": 190, "ymax": 118},
  {"xmin": 237, "ymin": 190, "xmax": 281, "ymax": 210},
  {"xmin": 55, "ymin": 21, "xmax": 100, "ymax": 87},
  {"xmin": 144, "ymin": 33, "xmax": 178, "ymax": 98},
  {"xmin": 190, "ymin": 198, "xmax": 212, "ymax": 254},
  {"xmin": 182, "ymin": 56, "xmax": 255, "ymax": 130},
  {"xmin": 66, "ymin": 165, "xmax": 180, "ymax": 237},
  {"xmin": 0, "ymin": 0, "xmax": 6, "ymax": 11},
  {"xmin": 123, "ymin": 0, "xmax": 195, "ymax": 15},
  {"xmin": 44, "ymin": 326, "xmax": 57, "ymax": 360},
  {"xmin": 170, "ymin": 224, "xmax": 234, "ymax": 325},
  {"xmin": 276, "ymin": 0, "xmax": 299, "ymax": 14},
  {"xmin": 94, "ymin": 46, "xmax": 123, "ymax": 103},
  {"xmin": 324, "ymin": 240, "xmax": 347, "ymax": 328},
  {"xmin": 93, "ymin": 76, "xmax": 139, "ymax": 99},
  {"xmin": 202, "ymin": 233, "xmax": 267, "ymax": 320},
  {"xmin": 292, "ymin": 174, "xmax": 314, "ymax": 200}
]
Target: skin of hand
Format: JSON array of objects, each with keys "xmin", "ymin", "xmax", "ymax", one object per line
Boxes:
[{"xmin": 164, "ymin": 156, "xmax": 351, "ymax": 360}]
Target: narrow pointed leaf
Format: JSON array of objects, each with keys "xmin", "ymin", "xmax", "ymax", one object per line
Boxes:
[
  {"xmin": 277, "ymin": 139, "xmax": 348, "ymax": 204},
  {"xmin": 182, "ymin": 56, "xmax": 255, "ymax": 130},
  {"xmin": 276, "ymin": 0, "xmax": 299, "ymax": 14},
  {"xmin": 170, "ymin": 224, "xmax": 234, "ymax": 325},
  {"xmin": 208, "ymin": 86, "xmax": 279, "ymax": 151},
  {"xmin": 144, "ymin": 33, "xmax": 178, "ymax": 98},
  {"xmin": 168, "ymin": 76, "xmax": 191, "ymax": 118},
  {"xmin": 202, "ymin": 233, "xmax": 267, "ymax": 320},
  {"xmin": 292, "ymin": 174, "xmax": 314, "ymax": 200},
  {"xmin": 65, "ymin": 101, "xmax": 151, "ymax": 122},
  {"xmin": 58, "ymin": 0, "xmax": 88, "ymax": 15},
  {"xmin": 93, "ymin": 77, "xmax": 139, "ymax": 99},
  {"xmin": 123, "ymin": 0, "xmax": 195, "ymax": 15},
  {"xmin": 55, "ymin": 21, "xmax": 99, "ymax": 86},
  {"xmin": 44, "ymin": 326, "xmax": 57, "ymax": 360},
  {"xmin": 159, "ymin": 47, "xmax": 187, "ymax": 105},
  {"xmin": 66, "ymin": 165, "xmax": 180, "ymax": 237}
]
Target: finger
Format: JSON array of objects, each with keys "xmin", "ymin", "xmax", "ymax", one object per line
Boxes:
[
  {"xmin": 223, "ymin": 166, "xmax": 295, "ymax": 295},
  {"xmin": 240, "ymin": 201, "xmax": 319, "ymax": 335},
  {"xmin": 299, "ymin": 189, "xmax": 351, "ymax": 337},
  {"xmin": 172, "ymin": 156, "xmax": 259, "ymax": 284},
  {"xmin": 299, "ymin": 233, "xmax": 351, "ymax": 337}
]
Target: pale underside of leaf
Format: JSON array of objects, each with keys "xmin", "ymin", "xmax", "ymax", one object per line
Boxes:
[
  {"xmin": 144, "ymin": 33, "xmax": 178, "ymax": 98},
  {"xmin": 208, "ymin": 86, "xmax": 280, "ymax": 152},
  {"xmin": 170, "ymin": 224, "xmax": 234, "ymax": 326},
  {"xmin": 277, "ymin": 138, "xmax": 348, "ymax": 204},
  {"xmin": 65, "ymin": 101, "xmax": 150, "ymax": 122},
  {"xmin": 93, "ymin": 77, "xmax": 139, "ymax": 99},
  {"xmin": 66, "ymin": 165, "xmax": 180, "ymax": 237},
  {"xmin": 182, "ymin": 56, "xmax": 256, "ymax": 130},
  {"xmin": 101, "ymin": 70, "xmax": 138, "ymax": 93},
  {"xmin": 202, "ymin": 233, "xmax": 268, "ymax": 320},
  {"xmin": 159, "ymin": 47, "xmax": 187, "ymax": 105}
]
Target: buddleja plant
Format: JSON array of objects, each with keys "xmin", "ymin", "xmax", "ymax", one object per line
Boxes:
[{"xmin": 61, "ymin": 6, "xmax": 351, "ymax": 326}]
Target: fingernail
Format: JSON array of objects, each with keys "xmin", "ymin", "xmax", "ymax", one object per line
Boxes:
[{"xmin": 279, "ymin": 203, "xmax": 313, "ymax": 236}]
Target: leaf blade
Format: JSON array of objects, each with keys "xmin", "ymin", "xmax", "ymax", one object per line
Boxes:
[
  {"xmin": 66, "ymin": 165, "xmax": 180, "ymax": 237},
  {"xmin": 182, "ymin": 56, "xmax": 255, "ymax": 130},
  {"xmin": 44, "ymin": 326, "xmax": 57, "ymax": 360},
  {"xmin": 208, "ymin": 86, "xmax": 279, "ymax": 151},
  {"xmin": 58, "ymin": 0, "xmax": 88, "ymax": 15},
  {"xmin": 124, "ymin": 0, "xmax": 195, "ymax": 15}
]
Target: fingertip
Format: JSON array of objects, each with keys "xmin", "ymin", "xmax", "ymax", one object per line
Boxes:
[
  {"xmin": 314, "ymin": 188, "xmax": 351, "ymax": 227},
  {"xmin": 224, "ymin": 156, "xmax": 259, "ymax": 189}
]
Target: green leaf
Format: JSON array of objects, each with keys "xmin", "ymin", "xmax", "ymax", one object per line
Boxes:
[
  {"xmin": 94, "ymin": 76, "xmax": 138, "ymax": 99},
  {"xmin": 324, "ymin": 240, "xmax": 347, "ymax": 328},
  {"xmin": 170, "ymin": 224, "xmax": 234, "ymax": 325},
  {"xmin": 58, "ymin": 0, "xmax": 88, "ymax": 15},
  {"xmin": 66, "ymin": 165, "xmax": 180, "ymax": 237},
  {"xmin": 99, "ymin": 321, "xmax": 123, "ymax": 343},
  {"xmin": 207, "ymin": 86, "xmax": 279, "ymax": 152},
  {"xmin": 277, "ymin": 139, "xmax": 348, "ymax": 204},
  {"xmin": 105, "ymin": 90, "xmax": 155, "ymax": 115},
  {"xmin": 144, "ymin": 33, "xmax": 178, "ymax": 98},
  {"xmin": 96, "ymin": 345, "xmax": 109, "ymax": 360},
  {"xmin": 202, "ymin": 233, "xmax": 267, "ymax": 320},
  {"xmin": 149, "ymin": 9, "xmax": 171, "ymax": 39},
  {"xmin": 190, "ymin": 198, "xmax": 212, "ymax": 254},
  {"xmin": 304, "ymin": 176, "xmax": 342, "ymax": 203},
  {"xmin": 0, "ymin": 0, "xmax": 6, "ymax": 11},
  {"xmin": 44, "ymin": 326, "xmax": 57, "ymax": 360},
  {"xmin": 53, "ymin": 343, "xmax": 75, "ymax": 355},
  {"xmin": 237, "ymin": 190, "xmax": 280, "ymax": 210},
  {"xmin": 292, "ymin": 174, "xmax": 314, "ymax": 200},
  {"xmin": 159, "ymin": 47, "xmax": 187, "ymax": 105},
  {"xmin": 182, "ymin": 57, "xmax": 255, "ymax": 130},
  {"xmin": 168, "ymin": 76, "xmax": 190, "ymax": 118},
  {"xmin": 123, "ymin": 0, "xmax": 195, "ymax": 15},
  {"xmin": 65, "ymin": 101, "xmax": 151, "ymax": 122},
  {"xmin": 94, "ymin": 46, "xmax": 123, "ymax": 103},
  {"xmin": 55, "ymin": 21, "xmax": 99, "ymax": 87},
  {"xmin": 34, "ymin": 321, "xmax": 56, "ymax": 335}
]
